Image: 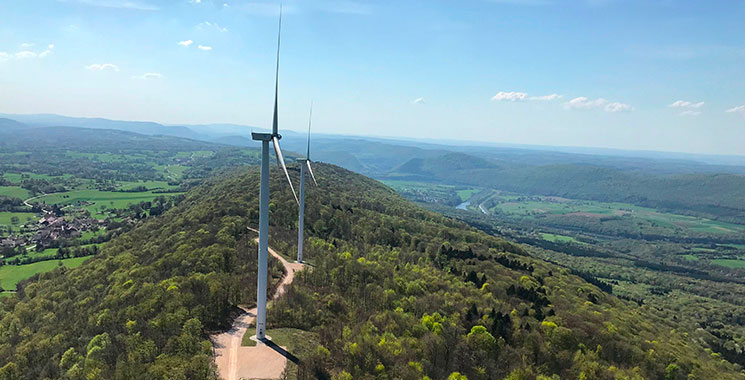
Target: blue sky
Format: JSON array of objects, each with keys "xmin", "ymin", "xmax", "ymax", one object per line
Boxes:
[{"xmin": 1, "ymin": 0, "xmax": 744, "ymax": 155}]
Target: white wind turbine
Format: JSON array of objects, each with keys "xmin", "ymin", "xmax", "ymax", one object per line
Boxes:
[
  {"xmin": 296, "ymin": 103, "xmax": 318, "ymax": 263},
  {"xmin": 251, "ymin": 5, "xmax": 298, "ymax": 342}
]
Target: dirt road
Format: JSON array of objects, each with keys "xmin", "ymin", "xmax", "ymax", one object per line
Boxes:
[{"xmin": 212, "ymin": 229, "xmax": 303, "ymax": 380}]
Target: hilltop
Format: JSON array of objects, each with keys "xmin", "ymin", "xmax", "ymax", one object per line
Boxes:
[{"xmin": 0, "ymin": 164, "xmax": 741, "ymax": 379}]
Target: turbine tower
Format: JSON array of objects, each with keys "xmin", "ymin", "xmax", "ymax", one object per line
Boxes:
[
  {"xmin": 297, "ymin": 103, "xmax": 318, "ymax": 263},
  {"xmin": 251, "ymin": 5, "xmax": 298, "ymax": 342}
]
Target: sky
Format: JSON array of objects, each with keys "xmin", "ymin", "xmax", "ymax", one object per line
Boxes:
[{"xmin": 1, "ymin": 0, "xmax": 745, "ymax": 156}]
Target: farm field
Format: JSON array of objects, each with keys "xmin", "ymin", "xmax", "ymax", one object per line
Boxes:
[
  {"xmin": 0, "ymin": 256, "xmax": 90, "ymax": 291},
  {"xmin": 0, "ymin": 211, "xmax": 37, "ymax": 225},
  {"xmin": 540, "ymin": 232, "xmax": 585, "ymax": 245},
  {"xmin": 0, "ymin": 186, "xmax": 31, "ymax": 199},
  {"xmin": 35, "ymin": 189, "xmax": 182, "ymax": 217},
  {"xmin": 456, "ymin": 188, "xmax": 480, "ymax": 202},
  {"xmin": 712, "ymin": 259, "xmax": 745, "ymax": 269}
]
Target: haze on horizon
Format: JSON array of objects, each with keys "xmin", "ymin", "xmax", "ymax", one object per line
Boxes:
[{"xmin": 1, "ymin": 0, "xmax": 744, "ymax": 156}]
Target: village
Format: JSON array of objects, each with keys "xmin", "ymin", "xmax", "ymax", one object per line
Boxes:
[{"xmin": 0, "ymin": 206, "xmax": 105, "ymax": 255}]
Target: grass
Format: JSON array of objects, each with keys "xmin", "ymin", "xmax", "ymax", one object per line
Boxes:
[
  {"xmin": 682, "ymin": 254, "xmax": 699, "ymax": 262},
  {"xmin": 0, "ymin": 186, "xmax": 31, "ymax": 199},
  {"xmin": 456, "ymin": 188, "xmax": 479, "ymax": 202},
  {"xmin": 0, "ymin": 211, "xmax": 37, "ymax": 225},
  {"xmin": 79, "ymin": 229, "xmax": 106, "ymax": 241},
  {"xmin": 711, "ymin": 259, "xmax": 745, "ymax": 269},
  {"xmin": 0, "ymin": 256, "xmax": 91, "ymax": 291},
  {"xmin": 35, "ymin": 189, "xmax": 182, "ymax": 217},
  {"xmin": 540, "ymin": 232, "xmax": 584, "ymax": 245}
]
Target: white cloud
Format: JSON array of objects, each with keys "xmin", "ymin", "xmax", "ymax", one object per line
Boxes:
[
  {"xmin": 178, "ymin": 40, "xmax": 194, "ymax": 47},
  {"xmin": 604, "ymin": 102, "xmax": 632, "ymax": 113},
  {"xmin": 38, "ymin": 44, "xmax": 55, "ymax": 58},
  {"xmin": 0, "ymin": 43, "xmax": 54, "ymax": 62},
  {"xmin": 492, "ymin": 91, "xmax": 528, "ymax": 102},
  {"xmin": 197, "ymin": 45, "xmax": 212, "ymax": 51},
  {"xmin": 679, "ymin": 110, "xmax": 702, "ymax": 117},
  {"xmin": 565, "ymin": 96, "xmax": 607, "ymax": 109},
  {"xmin": 197, "ymin": 21, "xmax": 228, "ymax": 33},
  {"xmin": 411, "ymin": 97, "xmax": 425, "ymax": 105},
  {"xmin": 564, "ymin": 97, "xmax": 632, "ymax": 113},
  {"xmin": 726, "ymin": 105, "xmax": 745, "ymax": 117},
  {"xmin": 492, "ymin": 91, "xmax": 561, "ymax": 102},
  {"xmin": 133, "ymin": 72, "xmax": 164, "ymax": 80},
  {"xmin": 14, "ymin": 51, "xmax": 37, "ymax": 59},
  {"xmin": 669, "ymin": 100, "xmax": 704, "ymax": 109},
  {"xmin": 85, "ymin": 63, "xmax": 120, "ymax": 72},
  {"xmin": 529, "ymin": 93, "xmax": 562, "ymax": 101}
]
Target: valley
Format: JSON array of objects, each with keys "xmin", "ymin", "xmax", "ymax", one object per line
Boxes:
[
  {"xmin": 385, "ymin": 179, "xmax": 745, "ymax": 370},
  {"xmin": 1, "ymin": 117, "xmax": 745, "ymax": 379}
]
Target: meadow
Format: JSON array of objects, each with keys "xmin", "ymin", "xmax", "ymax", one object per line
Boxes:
[
  {"xmin": 35, "ymin": 189, "xmax": 182, "ymax": 217},
  {"xmin": 539, "ymin": 232, "xmax": 585, "ymax": 245},
  {"xmin": 0, "ymin": 256, "xmax": 90, "ymax": 291},
  {"xmin": 0, "ymin": 186, "xmax": 31, "ymax": 199},
  {"xmin": 0, "ymin": 211, "xmax": 37, "ymax": 225},
  {"xmin": 711, "ymin": 259, "xmax": 745, "ymax": 269}
]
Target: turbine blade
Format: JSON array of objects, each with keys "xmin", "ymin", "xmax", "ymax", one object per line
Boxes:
[
  {"xmin": 273, "ymin": 136, "xmax": 299, "ymax": 204},
  {"xmin": 306, "ymin": 160, "xmax": 318, "ymax": 186},
  {"xmin": 306, "ymin": 101, "xmax": 313, "ymax": 159},
  {"xmin": 271, "ymin": 5, "xmax": 282, "ymax": 136}
]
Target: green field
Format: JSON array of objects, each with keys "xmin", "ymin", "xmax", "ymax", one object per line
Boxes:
[
  {"xmin": 0, "ymin": 186, "xmax": 31, "ymax": 199},
  {"xmin": 79, "ymin": 229, "xmax": 106, "ymax": 241},
  {"xmin": 35, "ymin": 189, "xmax": 182, "ymax": 217},
  {"xmin": 712, "ymin": 259, "xmax": 745, "ymax": 269},
  {"xmin": 0, "ymin": 211, "xmax": 37, "ymax": 225},
  {"xmin": 456, "ymin": 188, "xmax": 480, "ymax": 201},
  {"xmin": 540, "ymin": 232, "xmax": 584, "ymax": 245},
  {"xmin": 682, "ymin": 254, "xmax": 699, "ymax": 262},
  {"xmin": 0, "ymin": 256, "xmax": 90, "ymax": 291},
  {"xmin": 116, "ymin": 180, "xmax": 179, "ymax": 191}
]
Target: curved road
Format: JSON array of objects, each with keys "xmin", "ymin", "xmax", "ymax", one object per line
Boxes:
[{"xmin": 212, "ymin": 228, "xmax": 304, "ymax": 380}]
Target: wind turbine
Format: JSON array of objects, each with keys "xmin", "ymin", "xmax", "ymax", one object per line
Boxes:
[
  {"xmin": 296, "ymin": 103, "xmax": 318, "ymax": 263},
  {"xmin": 251, "ymin": 5, "xmax": 298, "ymax": 342}
]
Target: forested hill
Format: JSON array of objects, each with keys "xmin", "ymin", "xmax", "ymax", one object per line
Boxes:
[
  {"xmin": 0, "ymin": 121, "xmax": 222, "ymax": 152},
  {"xmin": 0, "ymin": 164, "xmax": 741, "ymax": 379}
]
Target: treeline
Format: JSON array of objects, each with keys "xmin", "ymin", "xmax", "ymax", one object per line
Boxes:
[{"xmin": 0, "ymin": 196, "xmax": 28, "ymax": 212}]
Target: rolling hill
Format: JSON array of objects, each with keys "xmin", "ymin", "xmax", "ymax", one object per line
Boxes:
[{"xmin": 0, "ymin": 164, "xmax": 740, "ymax": 379}]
